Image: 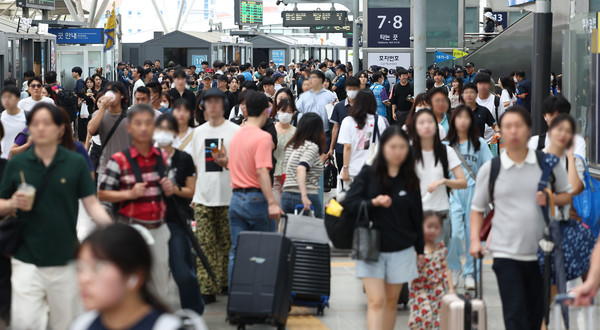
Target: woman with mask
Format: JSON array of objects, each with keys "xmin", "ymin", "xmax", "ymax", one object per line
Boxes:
[
  {"xmin": 273, "ymin": 99, "xmax": 297, "ymax": 204},
  {"xmin": 71, "ymin": 224, "xmax": 208, "ymax": 329},
  {"xmin": 170, "ymin": 99, "xmax": 195, "ymax": 155}
]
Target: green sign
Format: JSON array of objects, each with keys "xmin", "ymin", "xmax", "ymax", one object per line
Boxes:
[
  {"xmin": 235, "ymin": 0, "xmax": 263, "ymax": 25},
  {"xmin": 310, "ymin": 25, "xmax": 352, "ymax": 33}
]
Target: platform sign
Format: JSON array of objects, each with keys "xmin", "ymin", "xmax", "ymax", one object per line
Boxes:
[
  {"xmin": 271, "ymin": 50, "xmax": 285, "ymax": 67},
  {"xmin": 346, "ymin": 36, "xmax": 363, "ymax": 48},
  {"xmin": 367, "ymin": 8, "xmax": 410, "ymax": 48},
  {"xmin": 367, "ymin": 52, "xmax": 411, "ymax": 71},
  {"xmin": 508, "ymin": 0, "xmax": 534, "ymax": 6},
  {"xmin": 48, "ymin": 28, "xmax": 103, "ymax": 44},
  {"xmin": 192, "ymin": 55, "xmax": 208, "ymax": 73},
  {"xmin": 310, "ymin": 25, "xmax": 351, "ymax": 33},
  {"xmin": 491, "ymin": 11, "xmax": 508, "ymax": 29},
  {"xmin": 16, "ymin": 0, "xmax": 55, "ymax": 10},
  {"xmin": 234, "ymin": 0, "xmax": 263, "ymax": 25},
  {"xmin": 282, "ymin": 11, "xmax": 347, "ymax": 27}
]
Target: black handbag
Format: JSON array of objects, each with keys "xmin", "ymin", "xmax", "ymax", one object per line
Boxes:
[
  {"xmin": 325, "ymin": 198, "xmax": 356, "ymax": 249},
  {"xmin": 0, "ymin": 166, "xmax": 56, "ymax": 256},
  {"xmin": 352, "ymin": 202, "xmax": 380, "ymax": 262},
  {"xmin": 323, "ymin": 157, "xmax": 337, "ymax": 192}
]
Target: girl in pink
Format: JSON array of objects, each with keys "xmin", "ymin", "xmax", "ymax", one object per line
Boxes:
[{"xmin": 408, "ymin": 211, "xmax": 454, "ymax": 329}]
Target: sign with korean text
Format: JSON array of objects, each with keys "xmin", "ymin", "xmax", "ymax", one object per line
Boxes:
[
  {"xmin": 310, "ymin": 25, "xmax": 351, "ymax": 33},
  {"xmin": 234, "ymin": 0, "xmax": 263, "ymax": 25},
  {"xmin": 368, "ymin": 8, "xmax": 410, "ymax": 48},
  {"xmin": 491, "ymin": 11, "xmax": 508, "ymax": 29},
  {"xmin": 282, "ymin": 11, "xmax": 347, "ymax": 27},
  {"xmin": 48, "ymin": 28, "xmax": 104, "ymax": 44},
  {"xmin": 367, "ymin": 53, "xmax": 411, "ymax": 71},
  {"xmin": 16, "ymin": 0, "xmax": 55, "ymax": 10},
  {"xmin": 508, "ymin": 0, "xmax": 534, "ymax": 6},
  {"xmin": 271, "ymin": 50, "xmax": 285, "ymax": 67},
  {"xmin": 192, "ymin": 55, "xmax": 208, "ymax": 73}
]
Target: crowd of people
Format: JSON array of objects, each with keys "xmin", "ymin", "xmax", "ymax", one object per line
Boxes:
[{"xmin": 0, "ymin": 55, "xmax": 597, "ymax": 330}]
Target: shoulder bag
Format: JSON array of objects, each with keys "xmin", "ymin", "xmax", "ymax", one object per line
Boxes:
[
  {"xmin": 177, "ymin": 130, "xmax": 195, "ymax": 151},
  {"xmin": 352, "ymin": 201, "xmax": 380, "ymax": 262},
  {"xmin": 0, "ymin": 166, "xmax": 57, "ymax": 255}
]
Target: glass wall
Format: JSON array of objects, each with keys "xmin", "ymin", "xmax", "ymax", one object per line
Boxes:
[
  {"xmin": 7, "ymin": 40, "xmax": 12, "ymax": 81},
  {"xmin": 465, "ymin": 7, "xmax": 478, "ymax": 33},
  {"xmin": 426, "ymin": 0, "xmax": 459, "ymax": 48},
  {"xmin": 591, "ymin": 0, "xmax": 600, "ymax": 12}
]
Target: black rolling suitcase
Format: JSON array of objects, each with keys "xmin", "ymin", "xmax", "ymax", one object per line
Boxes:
[
  {"xmin": 287, "ymin": 206, "xmax": 331, "ymax": 315},
  {"xmin": 227, "ymin": 223, "xmax": 296, "ymax": 330}
]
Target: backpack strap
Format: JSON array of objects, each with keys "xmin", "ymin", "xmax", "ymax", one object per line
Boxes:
[
  {"xmin": 494, "ymin": 95, "xmax": 501, "ymax": 121},
  {"xmin": 123, "ymin": 149, "xmax": 143, "ymax": 183},
  {"xmin": 536, "ymin": 134, "xmax": 546, "ymax": 151},
  {"xmin": 488, "ymin": 156, "xmax": 501, "ymax": 205},
  {"xmin": 439, "ymin": 146, "xmax": 450, "ymax": 195},
  {"xmin": 372, "ymin": 115, "xmax": 380, "ymax": 143}
]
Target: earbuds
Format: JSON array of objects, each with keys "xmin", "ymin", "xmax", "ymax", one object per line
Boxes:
[{"xmin": 127, "ymin": 275, "xmax": 138, "ymax": 289}]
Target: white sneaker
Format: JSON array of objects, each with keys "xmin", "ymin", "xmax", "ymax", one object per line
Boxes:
[
  {"xmin": 451, "ymin": 269, "xmax": 461, "ymax": 287},
  {"xmin": 465, "ymin": 274, "xmax": 475, "ymax": 290}
]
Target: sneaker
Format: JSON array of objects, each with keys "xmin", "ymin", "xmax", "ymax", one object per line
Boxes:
[
  {"xmin": 451, "ymin": 269, "xmax": 461, "ymax": 287},
  {"xmin": 465, "ymin": 274, "xmax": 475, "ymax": 290}
]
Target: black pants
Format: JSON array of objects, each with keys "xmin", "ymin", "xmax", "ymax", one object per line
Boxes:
[
  {"xmin": 492, "ymin": 258, "xmax": 544, "ymax": 330},
  {"xmin": 0, "ymin": 255, "xmax": 10, "ymax": 325}
]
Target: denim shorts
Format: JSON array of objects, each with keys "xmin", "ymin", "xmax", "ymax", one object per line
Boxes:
[{"xmin": 355, "ymin": 247, "xmax": 419, "ymax": 284}]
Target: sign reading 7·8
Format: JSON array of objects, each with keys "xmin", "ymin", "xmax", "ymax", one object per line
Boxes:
[{"xmin": 367, "ymin": 8, "xmax": 410, "ymax": 48}]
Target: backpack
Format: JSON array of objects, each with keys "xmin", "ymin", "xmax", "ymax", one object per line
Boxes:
[{"xmin": 56, "ymin": 90, "xmax": 79, "ymax": 123}]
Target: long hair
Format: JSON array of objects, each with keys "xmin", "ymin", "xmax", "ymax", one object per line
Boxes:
[
  {"xmin": 548, "ymin": 113, "xmax": 576, "ymax": 149},
  {"xmin": 499, "ymin": 76, "xmax": 516, "ymax": 98},
  {"xmin": 445, "ymin": 104, "xmax": 481, "ymax": 152},
  {"xmin": 349, "ymin": 89, "xmax": 377, "ymax": 130},
  {"xmin": 404, "ymin": 93, "xmax": 431, "ymax": 136},
  {"xmin": 372, "ymin": 126, "xmax": 420, "ymax": 192},
  {"xmin": 271, "ymin": 88, "xmax": 296, "ymax": 119},
  {"xmin": 172, "ymin": 98, "xmax": 195, "ymax": 128},
  {"xmin": 428, "ymin": 87, "xmax": 451, "ymax": 115},
  {"xmin": 286, "ymin": 112, "xmax": 325, "ymax": 153},
  {"xmin": 78, "ymin": 224, "xmax": 170, "ymax": 312},
  {"xmin": 451, "ymin": 77, "xmax": 463, "ymax": 96},
  {"xmin": 58, "ymin": 108, "xmax": 76, "ymax": 151},
  {"xmin": 410, "ymin": 109, "xmax": 445, "ymax": 166}
]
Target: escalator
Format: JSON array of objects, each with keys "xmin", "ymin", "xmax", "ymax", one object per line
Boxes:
[{"xmin": 463, "ymin": 5, "xmax": 569, "ymax": 77}]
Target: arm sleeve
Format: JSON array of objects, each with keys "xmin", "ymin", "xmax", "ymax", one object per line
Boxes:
[
  {"xmin": 390, "ymin": 85, "xmax": 398, "ymax": 104},
  {"xmin": 254, "ymin": 135, "xmax": 273, "ymax": 170},
  {"xmin": 298, "ymin": 143, "xmax": 320, "ymax": 170},
  {"xmin": 485, "ymin": 109, "xmax": 497, "ymax": 126},
  {"xmin": 296, "ymin": 95, "xmax": 305, "ymax": 113},
  {"xmin": 77, "ymin": 157, "xmax": 97, "ymax": 198},
  {"xmin": 446, "ymin": 146, "xmax": 462, "ymax": 170},
  {"xmin": 380, "ymin": 88, "xmax": 389, "ymax": 101},
  {"xmin": 337, "ymin": 117, "xmax": 353, "ymax": 145},
  {"xmin": 552, "ymin": 163, "xmax": 573, "ymax": 194},
  {"xmin": 98, "ymin": 158, "xmax": 122, "ymax": 191},
  {"xmin": 330, "ymin": 105, "xmax": 341, "ymax": 124},
  {"xmin": 183, "ymin": 153, "xmax": 196, "ymax": 178},
  {"xmin": 410, "ymin": 190, "xmax": 424, "ymax": 254},
  {"xmin": 471, "ymin": 161, "xmax": 492, "ymax": 212},
  {"xmin": 527, "ymin": 136, "xmax": 539, "ymax": 151},
  {"xmin": 342, "ymin": 166, "xmax": 372, "ymax": 214},
  {"xmin": 575, "ymin": 135, "xmax": 587, "ymax": 158},
  {"xmin": 575, "ymin": 156, "xmax": 586, "ymax": 189}
]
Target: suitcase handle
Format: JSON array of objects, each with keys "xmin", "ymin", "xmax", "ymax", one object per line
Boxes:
[
  {"xmin": 294, "ymin": 204, "xmax": 316, "ymax": 217},
  {"xmin": 473, "ymin": 253, "xmax": 484, "ymax": 300},
  {"xmin": 281, "ymin": 214, "xmax": 289, "ymax": 236}
]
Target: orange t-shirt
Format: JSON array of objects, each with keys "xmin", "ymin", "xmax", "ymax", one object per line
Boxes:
[{"xmin": 229, "ymin": 125, "xmax": 273, "ymax": 189}]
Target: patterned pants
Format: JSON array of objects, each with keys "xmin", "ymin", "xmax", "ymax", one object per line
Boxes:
[{"xmin": 194, "ymin": 204, "xmax": 231, "ymax": 295}]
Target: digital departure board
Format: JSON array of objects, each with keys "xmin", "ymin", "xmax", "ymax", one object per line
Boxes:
[
  {"xmin": 16, "ymin": 0, "xmax": 55, "ymax": 10},
  {"xmin": 310, "ymin": 24, "xmax": 352, "ymax": 33},
  {"xmin": 282, "ymin": 11, "xmax": 348, "ymax": 27},
  {"xmin": 234, "ymin": 0, "xmax": 263, "ymax": 25}
]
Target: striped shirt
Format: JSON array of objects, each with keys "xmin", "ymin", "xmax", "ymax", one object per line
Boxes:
[{"xmin": 282, "ymin": 141, "xmax": 323, "ymax": 195}]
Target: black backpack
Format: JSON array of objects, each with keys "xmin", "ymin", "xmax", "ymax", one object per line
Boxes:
[{"xmin": 56, "ymin": 91, "xmax": 79, "ymax": 123}]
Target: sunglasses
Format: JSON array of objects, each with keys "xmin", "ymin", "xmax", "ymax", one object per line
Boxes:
[{"xmin": 30, "ymin": 84, "xmax": 42, "ymax": 89}]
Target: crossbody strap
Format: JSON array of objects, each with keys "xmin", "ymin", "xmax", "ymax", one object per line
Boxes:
[
  {"xmin": 177, "ymin": 131, "xmax": 194, "ymax": 151},
  {"xmin": 372, "ymin": 115, "xmax": 380, "ymax": 144},
  {"xmin": 100, "ymin": 112, "xmax": 127, "ymax": 154},
  {"xmin": 451, "ymin": 144, "xmax": 476, "ymax": 180}
]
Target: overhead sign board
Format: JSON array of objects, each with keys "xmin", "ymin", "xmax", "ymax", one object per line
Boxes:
[
  {"xmin": 271, "ymin": 50, "xmax": 285, "ymax": 67},
  {"xmin": 491, "ymin": 11, "xmax": 508, "ymax": 29},
  {"xmin": 16, "ymin": 0, "xmax": 55, "ymax": 10},
  {"xmin": 508, "ymin": 0, "xmax": 534, "ymax": 6},
  {"xmin": 282, "ymin": 11, "xmax": 347, "ymax": 27},
  {"xmin": 48, "ymin": 28, "xmax": 104, "ymax": 44},
  {"xmin": 310, "ymin": 25, "xmax": 351, "ymax": 33},
  {"xmin": 368, "ymin": 52, "xmax": 411, "ymax": 71},
  {"xmin": 367, "ymin": 8, "xmax": 410, "ymax": 48},
  {"xmin": 234, "ymin": 0, "xmax": 263, "ymax": 25},
  {"xmin": 192, "ymin": 55, "xmax": 208, "ymax": 73}
]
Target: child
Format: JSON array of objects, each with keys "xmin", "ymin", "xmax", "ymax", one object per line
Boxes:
[{"xmin": 408, "ymin": 211, "xmax": 454, "ymax": 329}]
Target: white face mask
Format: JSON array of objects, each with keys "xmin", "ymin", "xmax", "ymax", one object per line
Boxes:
[
  {"xmin": 278, "ymin": 112, "xmax": 293, "ymax": 124},
  {"xmin": 346, "ymin": 90, "xmax": 358, "ymax": 99},
  {"xmin": 160, "ymin": 102, "xmax": 169, "ymax": 109},
  {"xmin": 513, "ymin": 77, "xmax": 518, "ymax": 83},
  {"xmin": 153, "ymin": 131, "xmax": 174, "ymax": 147},
  {"xmin": 158, "ymin": 77, "xmax": 163, "ymax": 83}
]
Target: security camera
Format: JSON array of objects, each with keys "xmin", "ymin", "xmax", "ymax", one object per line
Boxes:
[
  {"xmin": 276, "ymin": 0, "xmax": 285, "ymax": 5},
  {"xmin": 409, "ymin": 35, "xmax": 414, "ymax": 41}
]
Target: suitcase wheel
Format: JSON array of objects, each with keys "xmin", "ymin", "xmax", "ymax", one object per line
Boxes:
[
  {"xmin": 237, "ymin": 324, "xmax": 246, "ymax": 330},
  {"xmin": 317, "ymin": 306, "xmax": 325, "ymax": 316}
]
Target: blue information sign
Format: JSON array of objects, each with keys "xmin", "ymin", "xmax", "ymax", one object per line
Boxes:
[
  {"xmin": 368, "ymin": 8, "xmax": 410, "ymax": 48},
  {"xmin": 192, "ymin": 55, "xmax": 208, "ymax": 73},
  {"xmin": 271, "ymin": 50, "xmax": 285, "ymax": 67},
  {"xmin": 48, "ymin": 28, "xmax": 103, "ymax": 44},
  {"xmin": 508, "ymin": 0, "xmax": 534, "ymax": 6},
  {"xmin": 491, "ymin": 11, "xmax": 508, "ymax": 29}
]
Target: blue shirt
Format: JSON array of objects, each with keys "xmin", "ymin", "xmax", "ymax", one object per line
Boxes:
[
  {"xmin": 439, "ymin": 113, "xmax": 449, "ymax": 133},
  {"xmin": 296, "ymin": 88, "xmax": 336, "ymax": 132},
  {"xmin": 446, "ymin": 137, "xmax": 493, "ymax": 187},
  {"xmin": 330, "ymin": 99, "xmax": 350, "ymax": 153},
  {"xmin": 242, "ymin": 71, "xmax": 253, "ymax": 82}
]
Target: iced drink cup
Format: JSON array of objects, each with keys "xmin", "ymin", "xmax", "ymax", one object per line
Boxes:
[{"xmin": 18, "ymin": 183, "xmax": 36, "ymax": 211}]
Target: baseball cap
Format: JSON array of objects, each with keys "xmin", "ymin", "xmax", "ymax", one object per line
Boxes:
[
  {"xmin": 272, "ymin": 72, "xmax": 286, "ymax": 80},
  {"xmin": 484, "ymin": 12, "xmax": 495, "ymax": 20},
  {"xmin": 465, "ymin": 62, "xmax": 475, "ymax": 68},
  {"xmin": 202, "ymin": 88, "xmax": 227, "ymax": 101},
  {"xmin": 202, "ymin": 74, "xmax": 212, "ymax": 80},
  {"xmin": 205, "ymin": 68, "xmax": 214, "ymax": 73}
]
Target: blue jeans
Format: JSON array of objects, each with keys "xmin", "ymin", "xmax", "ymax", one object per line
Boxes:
[
  {"xmin": 167, "ymin": 222, "xmax": 204, "ymax": 314},
  {"xmin": 228, "ymin": 191, "xmax": 272, "ymax": 286},
  {"xmin": 281, "ymin": 191, "xmax": 323, "ymax": 218},
  {"xmin": 447, "ymin": 187, "xmax": 475, "ymax": 277}
]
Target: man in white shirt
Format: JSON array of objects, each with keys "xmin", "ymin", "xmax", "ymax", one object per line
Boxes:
[
  {"xmin": 527, "ymin": 95, "xmax": 587, "ymax": 157},
  {"xmin": 131, "ymin": 66, "xmax": 145, "ymax": 104},
  {"xmin": 17, "ymin": 76, "xmax": 55, "ymax": 112},
  {"xmin": 474, "ymin": 72, "xmax": 504, "ymax": 142},
  {"xmin": 190, "ymin": 88, "xmax": 239, "ymax": 303},
  {"xmin": 0, "ymin": 86, "xmax": 27, "ymax": 159}
]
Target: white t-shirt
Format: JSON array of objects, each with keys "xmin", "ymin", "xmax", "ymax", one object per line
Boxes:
[
  {"xmin": 17, "ymin": 96, "xmax": 55, "ymax": 112},
  {"xmin": 338, "ymin": 114, "xmax": 387, "ymax": 176},
  {"xmin": 0, "ymin": 109, "xmax": 26, "ymax": 159},
  {"xmin": 477, "ymin": 94, "xmax": 505, "ymax": 142},
  {"xmin": 172, "ymin": 127, "xmax": 194, "ymax": 155},
  {"xmin": 528, "ymin": 134, "xmax": 587, "ymax": 159},
  {"xmin": 190, "ymin": 120, "xmax": 240, "ymax": 206},
  {"xmin": 415, "ymin": 146, "xmax": 461, "ymax": 211},
  {"xmin": 132, "ymin": 79, "xmax": 145, "ymax": 103},
  {"xmin": 500, "ymin": 89, "xmax": 517, "ymax": 108}
]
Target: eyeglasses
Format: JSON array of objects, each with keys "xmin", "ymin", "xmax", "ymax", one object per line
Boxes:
[{"xmin": 29, "ymin": 84, "xmax": 42, "ymax": 89}]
